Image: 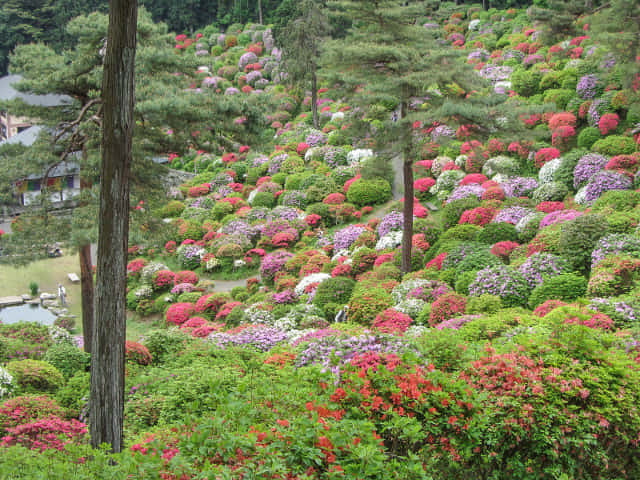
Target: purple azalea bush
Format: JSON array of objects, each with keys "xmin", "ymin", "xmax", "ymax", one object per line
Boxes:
[
  {"xmin": 518, "ymin": 252, "xmax": 569, "ymax": 289},
  {"xmin": 377, "ymin": 211, "xmax": 404, "ymax": 238},
  {"xmin": 573, "ymin": 153, "xmax": 608, "ymax": 189},
  {"xmin": 333, "ymin": 224, "xmax": 367, "ymax": 251}
]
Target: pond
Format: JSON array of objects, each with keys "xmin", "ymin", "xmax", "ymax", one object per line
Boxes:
[{"xmin": 0, "ymin": 303, "xmax": 57, "ymax": 325}]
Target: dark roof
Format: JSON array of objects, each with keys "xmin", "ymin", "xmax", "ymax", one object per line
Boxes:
[
  {"xmin": 0, "ymin": 75, "xmax": 72, "ymax": 107},
  {"xmin": 25, "ymin": 160, "xmax": 80, "ymax": 180},
  {"xmin": 0, "ymin": 125, "xmax": 43, "ymax": 147}
]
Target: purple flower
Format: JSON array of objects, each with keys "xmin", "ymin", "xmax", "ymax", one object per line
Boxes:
[
  {"xmin": 435, "ymin": 315, "xmax": 481, "ymax": 330},
  {"xmin": 260, "ymin": 250, "xmax": 294, "ymax": 281},
  {"xmin": 518, "ymin": 252, "xmax": 568, "ymax": 289},
  {"xmin": 272, "ymin": 289, "xmax": 298, "ymax": 304},
  {"xmin": 573, "ymin": 153, "xmax": 608, "ymax": 189},
  {"xmin": 238, "ymin": 52, "xmax": 258, "ymax": 70},
  {"xmin": 333, "ymin": 224, "xmax": 367, "ymax": 251},
  {"xmin": 583, "ymin": 170, "xmax": 632, "ymax": 203},
  {"xmin": 577, "ymin": 74, "xmax": 599, "ymax": 99},
  {"xmin": 446, "ymin": 184, "xmax": 484, "ymax": 203},
  {"xmin": 209, "ymin": 325, "xmax": 288, "ymax": 352},
  {"xmin": 591, "ymin": 234, "xmax": 640, "ymax": 268},
  {"xmin": 501, "ymin": 177, "xmax": 538, "ymax": 198},
  {"xmin": 493, "ymin": 207, "xmax": 533, "ymax": 225},
  {"xmin": 377, "ymin": 211, "xmax": 404, "ymax": 238},
  {"xmin": 469, "ymin": 265, "xmax": 530, "ymax": 307}
]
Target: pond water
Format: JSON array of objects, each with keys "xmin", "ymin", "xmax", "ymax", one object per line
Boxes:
[{"xmin": 0, "ymin": 304, "xmax": 57, "ymax": 325}]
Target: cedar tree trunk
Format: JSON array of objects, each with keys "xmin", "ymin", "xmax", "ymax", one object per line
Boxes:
[
  {"xmin": 79, "ymin": 243, "xmax": 93, "ymax": 353},
  {"xmin": 400, "ymin": 101, "xmax": 413, "ymax": 274},
  {"xmin": 311, "ymin": 71, "xmax": 319, "ymax": 129},
  {"xmin": 89, "ymin": 0, "xmax": 137, "ymax": 453},
  {"xmin": 258, "ymin": 0, "xmax": 263, "ymax": 24}
]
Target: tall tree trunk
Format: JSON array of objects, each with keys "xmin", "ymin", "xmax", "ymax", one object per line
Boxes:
[
  {"xmin": 311, "ymin": 71, "xmax": 319, "ymax": 129},
  {"xmin": 79, "ymin": 243, "xmax": 93, "ymax": 353},
  {"xmin": 258, "ymin": 0, "xmax": 263, "ymax": 24},
  {"xmin": 89, "ymin": 0, "xmax": 137, "ymax": 453},
  {"xmin": 482, "ymin": 0, "xmax": 489, "ymax": 10},
  {"xmin": 400, "ymin": 101, "xmax": 413, "ymax": 274}
]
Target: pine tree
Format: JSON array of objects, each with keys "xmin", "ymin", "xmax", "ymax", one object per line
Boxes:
[
  {"xmin": 277, "ymin": 0, "xmax": 331, "ymax": 128},
  {"xmin": 322, "ymin": 0, "xmax": 518, "ymax": 273}
]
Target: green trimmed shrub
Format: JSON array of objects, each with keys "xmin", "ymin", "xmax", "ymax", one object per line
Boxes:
[
  {"xmin": 442, "ymin": 198, "xmax": 481, "ymax": 229},
  {"xmin": 592, "ymin": 190, "xmax": 640, "ymax": 213},
  {"xmin": 477, "ymin": 222, "xmax": 519, "ymax": 244},
  {"xmin": 529, "ymin": 273, "xmax": 587, "ymax": 308},
  {"xmin": 576, "ymin": 127, "xmax": 601, "ymax": 150},
  {"xmin": 44, "ymin": 344, "xmax": 90, "ymax": 380},
  {"xmin": 347, "ymin": 288, "xmax": 392, "ymax": 325},
  {"xmin": 313, "ymin": 277, "xmax": 356, "ymax": 312},
  {"xmin": 252, "ymin": 192, "xmax": 276, "ymax": 208},
  {"xmin": 559, "ymin": 214, "xmax": 609, "ymax": 273},
  {"xmin": 592, "ymin": 135, "xmax": 637, "ymax": 156},
  {"xmin": 6, "ymin": 360, "xmax": 64, "ymax": 394},
  {"xmin": 466, "ymin": 294, "xmax": 502, "ymax": 314},
  {"xmin": 346, "ymin": 178, "xmax": 392, "ymax": 206}
]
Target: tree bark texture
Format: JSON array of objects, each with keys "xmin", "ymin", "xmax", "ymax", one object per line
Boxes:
[
  {"xmin": 311, "ymin": 72, "xmax": 319, "ymax": 129},
  {"xmin": 78, "ymin": 243, "xmax": 93, "ymax": 354},
  {"xmin": 89, "ymin": 0, "xmax": 137, "ymax": 453},
  {"xmin": 258, "ymin": 0, "xmax": 263, "ymax": 24},
  {"xmin": 400, "ymin": 101, "xmax": 414, "ymax": 274}
]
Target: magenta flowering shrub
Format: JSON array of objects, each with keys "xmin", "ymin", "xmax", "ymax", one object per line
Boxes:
[
  {"xmin": 166, "ymin": 303, "xmax": 195, "ymax": 326},
  {"xmin": 539, "ymin": 209, "xmax": 582, "ymax": 228},
  {"xmin": 260, "ymin": 251, "xmax": 294, "ymax": 283},
  {"xmin": 1, "ymin": 416, "xmax": 87, "ymax": 451}
]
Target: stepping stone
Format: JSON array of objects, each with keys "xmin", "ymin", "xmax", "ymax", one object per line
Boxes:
[{"xmin": 0, "ymin": 296, "xmax": 24, "ymax": 307}]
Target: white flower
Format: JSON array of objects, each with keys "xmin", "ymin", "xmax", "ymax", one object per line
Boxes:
[
  {"xmin": 575, "ymin": 186, "xmax": 589, "ymax": 205},
  {"xmin": 295, "ymin": 273, "xmax": 331, "ymax": 296},
  {"xmin": 468, "ymin": 19, "xmax": 481, "ymax": 30},
  {"xmin": 135, "ymin": 285, "xmax": 153, "ymax": 298},
  {"xmin": 395, "ymin": 298, "xmax": 427, "ymax": 319},
  {"xmin": 331, "ymin": 249, "xmax": 349, "ymax": 262},
  {"xmin": 0, "ymin": 366, "xmax": 14, "ymax": 400},
  {"xmin": 539, "ymin": 158, "xmax": 562, "ymax": 184},
  {"xmin": 247, "ymin": 189, "xmax": 259, "ymax": 205},
  {"xmin": 234, "ymin": 259, "xmax": 246, "ymax": 268},
  {"xmin": 405, "ymin": 325, "xmax": 429, "ymax": 338},
  {"xmin": 347, "ymin": 149, "xmax": 373, "ymax": 165},
  {"xmin": 49, "ymin": 325, "xmax": 74, "ymax": 345},
  {"xmin": 392, "ymin": 279, "xmax": 431, "ymax": 303},
  {"xmin": 375, "ymin": 231, "xmax": 403, "ymax": 251},
  {"xmin": 331, "ymin": 112, "xmax": 345, "ymax": 122}
]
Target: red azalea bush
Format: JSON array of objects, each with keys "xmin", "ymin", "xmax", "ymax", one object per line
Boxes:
[
  {"xmin": 491, "ymin": 241, "xmax": 520, "ymax": 261},
  {"xmin": 598, "ymin": 113, "xmax": 619, "ymax": 135},
  {"xmin": 565, "ymin": 312, "xmax": 614, "ymax": 330},
  {"xmin": 215, "ymin": 301, "xmax": 243, "ymax": 321},
  {"xmin": 194, "ymin": 293, "xmax": 231, "ymax": 317},
  {"xmin": 533, "ymin": 299, "xmax": 568, "ymax": 317},
  {"xmin": 535, "ymin": 147, "xmax": 561, "ymax": 168},
  {"xmin": 305, "ymin": 214, "xmax": 322, "ymax": 227},
  {"xmin": 373, "ymin": 308, "xmax": 413, "ymax": 334},
  {"xmin": 426, "ymin": 252, "xmax": 448, "ymax": 270},
  {"xmin": 180, "ymin": 316, "xmax": 208, "ymax": 331},
  {"xmin": 174, "ymin": 270, "xmax": 199, "ymax": 285},
  {"xmin": 164, "ymin": 240, "xmax": 177, "ymax": 254},
  {"xmin": 127, "ymin": 258, "xmax": 148, "ymax": 277},
  {"xmin": 166, "ymin": 302, "xmax": 195, "ymax": 326},
  {"xmin": 605, "ymin": 153, "xmax": 639, "ymax": 174},
  {"xmin": 552, "ymin": 125, "xmax": 576, "ymax": 151},
  {"xmin": 188, "ymin": 184, "xmax": 210, "ymax": 197},
  {"xmin": 331, "ymin": 263, "xmax": 352, "ymax": 278},
  {"xmin": 460, "ymin": 174, "xmax": 488, "ymax": 185},
  {"xmin": 459, "ymin": 207, "xmax": 496, "ymax": 226},
  {"xmin": 548, "ymin": 112, "xmax": 577, "ymax": 130},
  {"xmin": 536, "ymin": 201, "xmax": 565, "ymax": 213},
  {"xmin": 482, "ymin": 186, "xmax": 505, "ymax": 201},
  {"xmin": 323, "ymin": 192, "xmax": 345, "ymax": 205},
  {"xmin": 1, "ymin": 416, "xmax": 87, "ymax": 451},
  {"xmin": 125, "ymin": 341, "xmax": 153, "ymax": 365},
  {"xmin": 430, "ymin": 292, "xmax": 467, "ymax": 325},
  {"xmin": 296, "ymin": 142, "xmax": 310, "ymax": 156},
  {"xmin": 0, "ymin": 395, "xmax": 65, "ymax": 433},
  {"xmin": 414, "ymin": 177, "xmax": 436, "ymax": 196},
  {"xmin": 152, "ymin": 270, "xmax": 176, "ymax": 291}
]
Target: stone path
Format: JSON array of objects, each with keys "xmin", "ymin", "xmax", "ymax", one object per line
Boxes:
[
  {"xmin": 213, "ymin": 278, "xmax": 252, "ymax": 292},
  {"xmin": 0, "ymin": 296, "xmax": 24, "ymax": 307}
]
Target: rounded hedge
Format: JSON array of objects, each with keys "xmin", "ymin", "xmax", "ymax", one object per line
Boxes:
[
  {"xmin": 346, "ymin": 178, "xmax": 392, "ymax": 207},
  {"xmin": 348, "ymin": 288, "xmax": 393, "ymax": 326},
  {"xmin": 43, "ymin": 343, "xmax": 90, "ymax": 380},
  {"xmin": 5, "ymin": 360, "xmax": 64, "ymax": 394},
  {"xmin": 313, "ymin": 277, "xmax": 356, "ymax": 311},
  {"xmin": 528, "ymin": 273, "xmax": 587, "ymax": 308}
]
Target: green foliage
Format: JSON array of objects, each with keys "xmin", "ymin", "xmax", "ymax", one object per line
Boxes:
[
  {"xmin": 577, "ymin": 127, "xmax": 602, "ymax": 150},
  {"xmin": 56, "ymin": 372, "xmax": 89, "ymax": 417},
  {"xmin": 477, "ymin": 222, "xmax": 519, "ymax": 244},
  {"xmin": 442, "ymin": 198, "xmax": 481, "ymax": 230},
  {"xmin": 346, "ymin": 178, "xmax": 392, "ymax": 207},
  {"xmin": 6, "ymin": 359, "xmax": 64, "ymax": 394},
  {"xmin": 313, "ymin": 277, "xmax": 355, "ymax": 312},
  {"xmin": 529, "ymin": 273, "xmax": 588, "ymax": 308},
  {"xmin": 348, "ymin": 287, "xmax": 392, "ymax": 326},
  {"xmin": 43, "ymin": 343, "xmax": 90, "ymax": 379},
  {"xmin": 592, "ymin": 190, "xmax": 640, "ymax": 213},
  {"xmin": 143, "ymin": 329, "xmax": 192, "ymax": 365},
  {"xmin": 467, "ymin": 294, "xmax": 502, "ymax": 314},
  {"xmin": 592, "ymin": 135, "xmax": 638, "ymax": 156},
  {"xmin": 511, "ymin": 68, "xmax": 542, "ymax": 97},
  {"xmin": 252, "ymin": 191, "xmax": 276, "ymax": 208},
  {"xmin": 559, "ymin": 214, "xmax": 609, "ymax": 273}
]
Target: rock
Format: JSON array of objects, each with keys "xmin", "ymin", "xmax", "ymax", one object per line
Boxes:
[
  {"xmin": 21, "ymin": 294, "xmax": 32, "ymax": 301},
  {"xmin": 425, "ymin": 202, "xmax": 439, "ymax": 211},
  {"xmin": 40, "ymin": 293, "xmax": 57, "ymax": 301}
]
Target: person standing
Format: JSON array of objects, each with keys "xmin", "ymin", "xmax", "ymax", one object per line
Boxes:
[{"xmin": 58, "ymin": 283, "xmax": 67, "ymax": 306}]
